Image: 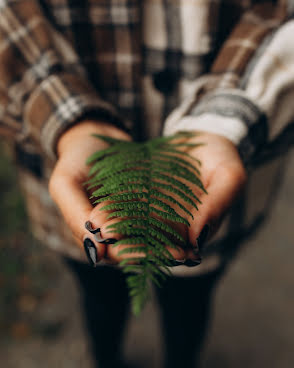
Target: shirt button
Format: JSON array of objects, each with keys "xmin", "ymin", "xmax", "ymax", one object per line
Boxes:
[{"xmin": 152, "ymin": 69, "xmax": 178, "ymax": 95}]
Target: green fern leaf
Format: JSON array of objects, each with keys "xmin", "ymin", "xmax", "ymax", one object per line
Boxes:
[
  {"xmin": 92, "ymin": 184, "xmax": 147, "ymax": 198},
  {"xmin": 152, "ymin": 172, "xmax": 202, "ymax": 203},
  {"xmin": 86, "ymin": 143, "xmax": 129, "ymax": 164},
  {"xmin": 149, "ymin": 190, "xmax": 194, "ymax": 219},
  {"xmin": 89, "ymin": 151, "xmax": 146, "ymax": 175},
  {"xmin": 85, "ymin": 132, "xmax": 205, "ymax": 315},
  {"xmin": 118, "ymin": 247, "xmax": 148, "ymax": 256},
  {"xmin": 152, "ymin": 159, "xmax": 204, "ymax": 189},
  {"xmin": 112, "ymin": 237, "xmax": 146, "ymax": 247},
  {"xmin": 152, "ymin": 153, "xmax": 201, "ymax": 175},
  {"xmin": 147, "ymin": 217, "xmax": 185, "ymax": 243},
  {"xmin": 106, "ymin": 209, "xmax": 147, "ymax": 220},
  {"xmin": 94, "ymin": 170, "xmax": 149, "ymax": 186},
  {"xmin": 105, "ymin": 218, "xmax": 184, "ymax": 245},
  {"xmin": 149, "ymin": 207, "xmax": 190, "ymax": 227},
  {"xmin": 100, "ymin": 201, "xmax": 148, "ymax": 212},
  {"xmin": 149, "ymin": 197, "xmax": 187, "ymax": 218},
  {"xmin": 93, "ymin": 161, "xmax": 151, "ymax": 181},
  {"xmin": 94, "ymin": 192, "xmax": 148, "ymax": 203},
  {"xmin": 150, "ymin": 182, "xmax": 199, "ymax": 209},
  {"xmin": 154, "ymin": 146, "xmax": 202, "ymax": 166}
]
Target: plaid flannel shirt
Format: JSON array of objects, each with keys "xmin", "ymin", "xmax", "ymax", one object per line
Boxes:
[{"xmin": 0, "ymin": 0, "xmax": 293, "ymax": 275}]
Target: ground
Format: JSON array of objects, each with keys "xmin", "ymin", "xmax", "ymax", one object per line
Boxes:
[{"xmin": 0, "ymin": 144, "xmax": 293, "ymax": 368}]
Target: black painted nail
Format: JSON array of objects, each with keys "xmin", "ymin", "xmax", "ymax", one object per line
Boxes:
[
  {"xmin": 85, "ymin": 222, "xmax": 109, "ymax": 243},
  {"xmin": 85, "ymin": 221, "xmax": 101, "ymax": 234},
  {"xmin": 83, "ymin": 238, "xmax": 98, "ymax": 267},
  {"xmin": 170, "ymin": 259, "xmax": 186, "ymax": 267},
  {"xmin": 184, "ymin": 258, "xmax": 202, "ymax": 267},
  {"xmin": 197, "ymin": 224, "xmax": 210, "ymax": 250},
  {"xmin": 98, "ymin": 238, "xmax": 117, "ymax": 245}
]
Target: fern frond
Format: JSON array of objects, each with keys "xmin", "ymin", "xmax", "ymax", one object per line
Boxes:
[
  {"xmin": 106, "ymin": 217, "xmax": 185, "ymax": 243},
  {"xmin": 88, "ymin": 151, "xmax": 146, "ymax": 175},
  {"xmin": 118, "ymin": 247, "xmax": 147, "ymax": 256},
  {"xmin": 106, "ymin": 209, "xmax": 147, "ymax": 220},
  {"xmin": 167, "ymin": 142, "xmax": 204, "ymax": 148},
  {"xmin": 149, "ymin": 207, "xmax": 190, "ymax": 227},
  {"xmin": 146, "ymin": 227, "xmax": 180, "ymax": 249},
  {"xmin": 86, "ymin": 143, "xmax": 128, "ymax": 164},
  {"xmin": 152, "ymin": 159, "xmax": 204, "ymax": 189},
  {"xmin": 108, "ymin": 227, "xmax": 147, "ymax": 237},
  {"xmin": 148, "ymin": 217, "xmax": 186, "ymax": 243},
  {"xmin": 152, "ymin": 153, "xmax": 201, "ymax": 175},
  {"xmin": 149, "ymin": 197, "xmax": 187, "ymax": 218},
  {"xmin": 85, "ymin": 132, "xmax": 205, "ymax": 315},
  {"xmin": 93, "ymin": 161, "xmax": 151, "ymax": 181},
  {"xmin": 92, "ymin": 184, "xmax": 147, "ymax": 198},
  {"xmin": 100, "ymin": 201, "xmax": 148, "ymax": 212},
  {"xmin": 112, "ymin": 237, "xmax": 146, "ymax": 246},
  {"xmin": 94, "ymin": 192, "xmax": 148, "ymax": 203},
  {"xmin": 150, "ymin": 182, "xmax": 199, "ymax": 209},
  {"xmin": 154, "ymin": 146, "xmax": 202, "ymax": 166},
  {"xmin": 149, "ymin": 190, "xmax": 194, "ymax": 219},
  {"xmin": 93, "ymin": 170, "xmax": 149, "ymax": 186},
  {"xmin": 152, "ymin": 172, "xmax": 202, "ymax": 203}
]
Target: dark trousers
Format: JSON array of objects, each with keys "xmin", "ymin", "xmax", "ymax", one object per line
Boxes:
[{"xmin": 64, "ymin": 258, "xmax": 224, "ymax": 368}]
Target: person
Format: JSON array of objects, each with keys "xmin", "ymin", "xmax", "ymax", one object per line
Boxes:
[{"xmin": 0, "ymin": 0, "xmax": 293, "ymax": 367}]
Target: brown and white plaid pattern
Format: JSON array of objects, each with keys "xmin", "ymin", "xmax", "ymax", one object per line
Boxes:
[
  {"xmin": 163, "ymin": 0, "xmax": 291, "ymax": 162},
  {"xmin": 0, "ymin": 0, "xmax": 293, "ymax": 274}
]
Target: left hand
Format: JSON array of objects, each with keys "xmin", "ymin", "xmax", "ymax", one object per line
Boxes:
[{"xmin": 167, "ymin": 130, "xmax": 247, "ymax": 261}]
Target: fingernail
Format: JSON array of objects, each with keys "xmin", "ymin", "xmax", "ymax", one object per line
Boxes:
[
  {"xmin": 85, "ymin": 221, "xmax": 117, "ymax": 245},
  {"xmin": 83, "ymin": 237, "xmax": 98, "ymax": 267},
  {"xmin": 197, "ymin": 224, "xmax": 210, "ymax": 250},
  {"xmin": 170, "ymin": 259, "xmax": 186, "ymax": 267},
  {"xmin": 98, "ymin": 238, "xmax": 117, "ymax": 245},
  {"xmin": 85, "ymin": 221, "xmax": 101, "ymax": 234},
  {"xmin": 184, "ymin": 258, "xmax": 202, "ymax": 267}
]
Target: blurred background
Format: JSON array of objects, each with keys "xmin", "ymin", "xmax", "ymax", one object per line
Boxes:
[{"xmin": 0, "ymin": 141, "xmax": 293, "ymax": 368}]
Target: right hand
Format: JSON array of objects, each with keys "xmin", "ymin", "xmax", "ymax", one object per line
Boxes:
[{"xmin": 49, "ymin": 120, "xmax": 133, "ymax": 263}]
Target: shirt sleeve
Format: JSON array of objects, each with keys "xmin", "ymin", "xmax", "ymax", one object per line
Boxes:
[
  {"xmin": 0, "ymin": 0, "xmax": 127, "ymax": 160},
  {"xmin": 163, "ymin": 1, "xmax": 292, "ymax": 164}
]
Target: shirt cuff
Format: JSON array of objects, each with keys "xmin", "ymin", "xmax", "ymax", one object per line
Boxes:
[
  {"xmin": 24, "ymin": 72, "xmax": 128, "ymax": 160},
  {"xmin": 163, "ymin": 113, "xmax": 248, "ymax": 144},
  {"xmin": 163, "ymin": 91, "xmax": 268, "ymax": 164}
]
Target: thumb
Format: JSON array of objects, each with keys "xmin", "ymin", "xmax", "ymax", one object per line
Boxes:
[{"xmin": 188, "ymin": 164, "xmax": 247, "ymax": 249}]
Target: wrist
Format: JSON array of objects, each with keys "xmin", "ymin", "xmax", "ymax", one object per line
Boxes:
[{"xmin": 57, "ymin": 120, "xmax": 131, "ymax": 158}]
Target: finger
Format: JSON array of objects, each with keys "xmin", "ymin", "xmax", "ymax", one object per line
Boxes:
[
  {"xmin": 188, "ymin": 164, "xmax": 247, "ymax": 247},
  {"xmin": 87, "ymin": 203, "xmax": 146, "ymax": 263},
  {"xmin": 88, "ymin": 203, "xmax": 124, "ymax": 237},
  {"xmin": 107, "ymin": 242, "xmax": 146, "ymax": 263},
  {"xmin": 83, "ymin": 201, "xmax": 134, "ymax": 264},
  {"xmin": 49, "ymin": 171, "xmax": 106, "ymax": 260}
]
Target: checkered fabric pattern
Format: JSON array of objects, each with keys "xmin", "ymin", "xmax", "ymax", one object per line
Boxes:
[{"xmin": 0, "ymin": 0, "xmax": 293, "ymax": 274}]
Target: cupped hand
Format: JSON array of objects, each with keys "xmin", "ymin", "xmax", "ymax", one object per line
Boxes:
[
  {"xmin": 49, "ymin": 123, "xmax": 246, "ymax": 266},
  {"xmin": 175, "ymin": 131, "xmax": 247, "ymax": 260},
  {"xmin": 124, "ymin": 130, "xmax": 247, "ymax": 264},
  {"xmin": 48, "ymin": 120, "xmax": 132, "ymax": 262}
]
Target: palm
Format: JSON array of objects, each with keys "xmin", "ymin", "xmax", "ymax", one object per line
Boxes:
[{"xmin": 87, "ymin": 132, "xmax": 246, "ymax": 262}]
